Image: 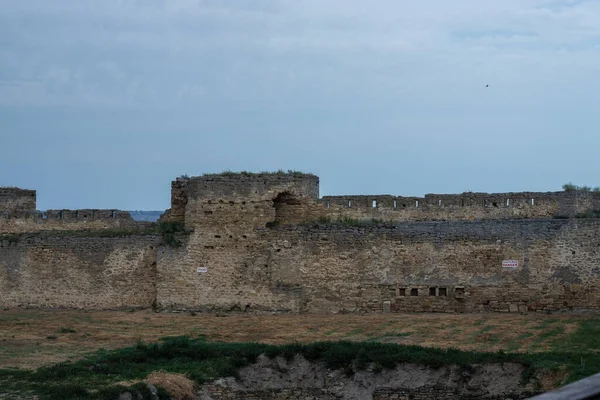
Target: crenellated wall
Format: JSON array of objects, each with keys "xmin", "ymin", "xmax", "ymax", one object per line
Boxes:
[
  {"xmin": 170, "ymin": 174, "xmax": 600, "ymax": 230},
  {"xmin": 0, "ymin": 209, "xmax": 142, "ymax": 234},
  {"xmin": 3, "ymin": 173, "xmax": 600, "ymax": 313},
  {"xmin": 317, "ymin": 191, "xmax": 600, "ymax": 223},
  {"xmin": 0, "ymin": 186, "xmax": 144, "ymax": 234},
  {"xmin": 150, "ymin": 173, "xmax": 600, "ymax": 314}
]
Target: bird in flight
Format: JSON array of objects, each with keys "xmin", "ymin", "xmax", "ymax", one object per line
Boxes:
[{"xmin": 486, "ymin": 84, "xmax": 489, "ymax": 88}]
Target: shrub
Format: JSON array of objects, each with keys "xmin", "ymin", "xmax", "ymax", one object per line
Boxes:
[
  {"xmin": 158, "ymin": 221, "xmax": 186, "ymax": 247},
  {"xmin": 575, "ymin": 210, "xmax": 600, "ymax": 219},
  {"xmin": 0, "ymin": 234, "xmax": 21, "ymax": 244},
  {"xmin": 562, "ymin": 183, "xmax": 600, "ymax": 192}
]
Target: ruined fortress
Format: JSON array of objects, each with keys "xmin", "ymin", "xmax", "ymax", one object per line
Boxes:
[{"xmin": 2, "ymin": 172, "xmax": 600, "ymax": 314}]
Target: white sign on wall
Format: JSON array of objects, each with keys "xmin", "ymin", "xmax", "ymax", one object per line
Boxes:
[
  {"xmin": 502, "ymin": 260, "xmax": 518, "ymax": 268},
  {"xmin": 196, "ymin": 267, "xmax": 208, "ymax": 273}
]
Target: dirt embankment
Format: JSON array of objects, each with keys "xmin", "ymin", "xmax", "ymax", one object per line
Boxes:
[{"xmin": 198, "ymin": 355, "xmax": 539, "ymax": 400}]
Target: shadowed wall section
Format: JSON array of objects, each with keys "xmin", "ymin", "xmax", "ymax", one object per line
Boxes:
[
  {"xmin": 156, "ymin": 219, "xmax": 600, "ymax": 313},
  {"xmin": 0, "ymin": 235, "xmax": 159, "ymax": 309}
]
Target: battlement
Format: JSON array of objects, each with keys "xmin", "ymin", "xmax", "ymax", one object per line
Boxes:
[
  {"xmin": 42, "ymin": 209, "xmax": 133, "ymax": 221},
  {"xmin": 0, "ymin": 187, "xmax": 36, "ymax": 212},
  {"xmin": 0, "ymin": 208, "xmax": 140, "ymax": 234},
  {"xmin": 169, "ymin": 172, "xmax": 319, "ymax": 224},
  {"xmin": 169, "ymin": 173, "xmax": 600, "ymax": 229},
  {"xmin": 318, "ymin": 190, "xmax": 600, "ymax": 222}
]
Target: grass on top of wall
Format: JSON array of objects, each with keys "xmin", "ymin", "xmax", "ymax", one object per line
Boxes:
[
  {"xmin": 562, "ymin": 183, "xmax": 600, "ymax": 192},
  {"xmin": 198, "ymin": 169, "xmax": 316, "ymax": 178},
  {"xmin": 1, "ymin": 333, "xmax": 599, "ymax": 400}
]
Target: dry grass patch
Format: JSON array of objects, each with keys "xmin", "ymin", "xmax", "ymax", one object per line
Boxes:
[
  {"xmin": 145, "ymin": 371, "xmax": 196, "ymax": 400},
  {"xmin": 537, "ymin": 368, "xmax": 570, "ymax": 392},
  {"xmin": 1, "ymin": 309, "xmax": 598, "ymax": 369}
]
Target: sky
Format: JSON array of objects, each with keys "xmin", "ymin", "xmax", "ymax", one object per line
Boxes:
[{"xmin": 1, "ymin": 0, "xmax": 599, "ymax": 210}]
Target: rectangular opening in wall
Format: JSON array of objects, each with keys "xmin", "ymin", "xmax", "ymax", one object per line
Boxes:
[
  {"xmin": 326, "ymin": 200, "xmax": 331, "ymax": 208},
  {"xmin": 531, "ymin": 198, "xmax": 535, "ymax": 206},
  {"xmin": 410, "ymin": 288, "xmax": 418, "ymax": 296},
  {"xmin": 439, "ymin": 288, "xmax": 447, "ymax": 296},
  {"xmin": 372, "ymin": 200, "xmax": 377, "ymax": 208},
  {"xmin": 415, "ymin": 200, "xmax": 419, "ymax": 208},
  {"xmin": 399, "ymin": 288, "xmax": 406, "ymax": 296},
  {"xmin": 455, "ymin": 287, "xmax": 465, "ymax": 298},
  {"xmin": 506, "ymin": 199, "xmax": 510, "ymax": 207},
  {"xmin": 438, "ymin": 199, "xmax": 442, "ymax": 207},
  {"xmin": 461, "ymin": 199, "xmax": 465, "ymax": 207},
  {"xmin": 393, "ymin": 200, "xmax": 397, "ymax": 209},
  {"xmin": 429, "ymin": 287, "xmax": 436, "ymax": 296},
  {"xmin": 347, "ymin": 200, "xmax": 352, "ymax": 208},
  {"xmin": 484, "ymin": 199, "xmax": 489, "ymax": 207}
]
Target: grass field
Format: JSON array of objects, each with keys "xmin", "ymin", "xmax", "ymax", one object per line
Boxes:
[
  {"xmin": 2, "ymin": 309, "xmax": 600, "ymax": 399},
  {"xmin": 0, "ymin": 309, "xmax": 598, "ymax": 369}
]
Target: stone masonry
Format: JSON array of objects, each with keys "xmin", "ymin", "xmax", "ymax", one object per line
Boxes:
[
  {"xmin": 2, "ymin": 172, "xmax": 600, "ymax": 313},
  {"xmin": 0, "ymin": 187, "xmax": 36, "ymax": 212}
]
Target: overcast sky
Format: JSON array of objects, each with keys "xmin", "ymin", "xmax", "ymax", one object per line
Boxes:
[{"xmin": 1, "ymin": 0, "xmax": 599, "ymax": 210}]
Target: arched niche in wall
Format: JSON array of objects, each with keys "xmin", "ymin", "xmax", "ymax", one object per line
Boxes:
[{"xmin": 268, "ymin": 191, "xmax": 304, "ymax": 226}]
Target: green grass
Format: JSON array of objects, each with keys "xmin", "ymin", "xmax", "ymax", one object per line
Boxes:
[
  {"xmin": 476, "ymin": 325, "xmax": 496, "ymax": 334},
  {"xmin": 368, "ymin": 332, "xmax": 412, "ymax": 342},
  {"xmin": 533, "ymin": 319, "xmax": 559, "ymax": 330},
  {"xmin": 507, "ymin": 333, "xmax": 535, "ymax": 352},
  {"xmin": 534, "ymin": 327, "xmax": 566, "ymax": 344},
  {"xmin": 552, "ymin": 320, "xmax": 600, "ymax": 353},
  {"xmin": 2, "ymin": 319, "xmax": 600, "ymax": 399},
  {"xmin": 343, "ymin": 329, "xmax": 363, "ymax": 337}
]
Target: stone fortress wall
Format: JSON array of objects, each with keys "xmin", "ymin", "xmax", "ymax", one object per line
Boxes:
[
  {"xmin": 0, "ymin": 187, "xmax": 157, "ymax": 310},
  {"xmin": 0, "ymin": 234, "xmax": 158, "ymax": 309},
  {"xmin": 319, "ymin": 190, "xmax": 600, "ymax": 222},
  {"xmin": 0, "ymin": 188, "xmax": 141, "ymax": 234},
  {"xmin": 2, "ymin": 173, "xmax": 600, "ymax": 313},
  {"xmin": 156, "ymin": 173, "xmax": 600, "ymax": 314}
]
